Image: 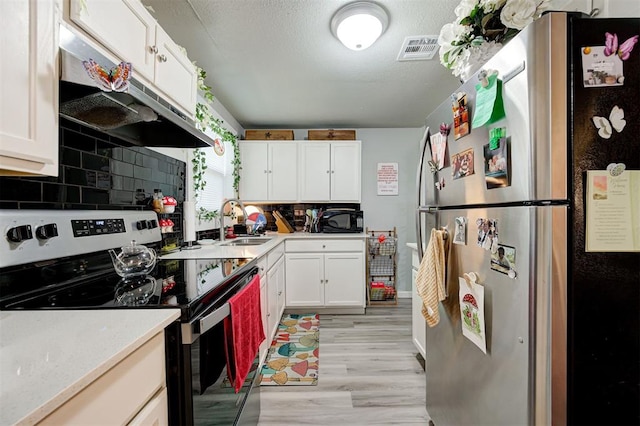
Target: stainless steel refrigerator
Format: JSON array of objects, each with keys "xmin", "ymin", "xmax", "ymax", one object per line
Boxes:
[{"xmin": 415, "ymin": 12, "xmax": 639, "ymax": 426}]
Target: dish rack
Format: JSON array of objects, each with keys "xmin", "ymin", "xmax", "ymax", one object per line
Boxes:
[{"xmin": 366, "ymin": 227, "xmax": 397, "ymax": 305}]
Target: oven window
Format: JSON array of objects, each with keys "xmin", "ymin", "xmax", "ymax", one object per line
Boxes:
[{"xmin": 190, "ymin": 321, "xmax": 259, "ymax": 425}]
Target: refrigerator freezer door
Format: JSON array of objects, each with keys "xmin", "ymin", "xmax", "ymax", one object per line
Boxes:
[
  {"xmin": 422, "ymin": 13, "xmax": 568, "ymax": 208},
  {"xmin": 426, "ymin": 205, "xmax": 553, "ymax": 426}
]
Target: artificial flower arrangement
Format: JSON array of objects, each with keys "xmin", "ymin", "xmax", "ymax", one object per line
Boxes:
[{"xmin": 438, "ymin": 0, "xmax": 550, "ymax": 80}]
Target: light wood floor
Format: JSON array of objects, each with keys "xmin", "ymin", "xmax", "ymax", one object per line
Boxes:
[{"xmin": 258, "ymin": 298, "xmax": 430, "ymax": 425}]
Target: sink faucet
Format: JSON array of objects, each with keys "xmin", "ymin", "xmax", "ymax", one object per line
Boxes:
[{"xmin": 219, "ymin": 198, "xmax": 248, "ymax": 242}]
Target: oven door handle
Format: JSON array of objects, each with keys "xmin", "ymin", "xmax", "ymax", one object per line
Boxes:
[
  {"xmin": 182, "ymin": 302, "xmax": 231, "ymax": 344},
  {"xmin": 182, "ymin": 266, "xmax": 259, "ymax": 344},
  {"xmin": 199, "ymin": 303, "xmax": 230, "ymax": 335}
]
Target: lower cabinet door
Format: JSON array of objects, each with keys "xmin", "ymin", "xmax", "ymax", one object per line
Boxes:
[
  {"xmin": 285, "ymin": 253, "xmax": 323, "ymax": 306},
  {"xmin": 324, "ymin": 253, "xmax": 364, "ymax": 306},
  {"xmin": 412, "ymin": 268, "xmax": 426, "ymax": 359}
]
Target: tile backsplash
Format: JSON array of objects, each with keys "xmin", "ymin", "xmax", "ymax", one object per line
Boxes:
[
  {"xmin": 0, "ymin": 118, "xmax": 186, "ymax": 210},
  {"xmin": 0, "ymin": 119, "xmax": 186, "ymax": 249}
]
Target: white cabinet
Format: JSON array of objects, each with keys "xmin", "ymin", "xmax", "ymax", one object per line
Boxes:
[
  {"xmin": 299, "ymin": 141, "xmax": 361, "ymax": 202},
  {"xmin": 128, "ymin": 389, "xmax": 168, "ymax": 426},
  {"xmin": 258, "ymin": 255, "xmax": 269, "ymax": 362},
  {"xmin": 39, "ymin": 332, "xmax": 168, "ymax": 425},
  {"xmin": 285, "ymin": 239, "xmax": 365, "ymax": 311},
  {"xmin": 266, "ymin": 242, "xmax": 285, "ymax": 339},
  {"xmin": 239, "ymin": 141, "xmax": 298, "ymax": 201},
  {"xmin": 68, "ymin": 0, "xmax": 197, "ymax": 116},
  {"xmin": 411, "ymin": 248, "xmax": 426, "ymax": 360},
  {"xmin": 267, "ymin": 255, "xmax": 285, "ymax": 338},
  {"xmin": 259, "ymin": 242, "xmax": 286, "ymax": 364},
  {"xmin": 0, "ymin": 0, "xmax": 60, "ymax": 176}
]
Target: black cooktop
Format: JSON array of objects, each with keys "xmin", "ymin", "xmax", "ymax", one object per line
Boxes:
[{"xmin": 0, "ymin": 255, "xmax": 254, "ymax": 320}]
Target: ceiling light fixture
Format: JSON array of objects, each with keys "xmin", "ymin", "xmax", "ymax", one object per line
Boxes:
[{"xmin": 331, "ymin": 2, "xmax": 389, "ymax": 51}]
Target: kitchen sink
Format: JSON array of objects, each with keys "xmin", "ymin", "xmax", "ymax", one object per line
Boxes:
[{"xmin": 219, "ymin": 238, "xmax": 272, "ymax": 247}]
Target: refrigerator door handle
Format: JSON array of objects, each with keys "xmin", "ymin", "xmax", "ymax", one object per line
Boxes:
[
  {"xmin": 416, "ymin": 206, "xmax": 437, "ymax": 262},
  {"xmin": 416, "ymin": 127, "xmax": 431, "ymax": 207},
  {"xmin": 415, "ymin": 126, "xmax": 432, "ymax": 263}
]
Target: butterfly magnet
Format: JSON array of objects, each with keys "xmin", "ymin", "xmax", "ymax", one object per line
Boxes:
[
  {"xmin": 592, "ymin": 105, "xmax": 626, "ymax": 139},
  {"xmin": 83, "ymin": 59, "xmax": 132, "ymax": 92}
]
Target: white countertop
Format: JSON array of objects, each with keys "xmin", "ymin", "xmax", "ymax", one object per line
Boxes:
[
  {"xmin": 160, "ymin": 232, "xmax": 367, "ymax": 260},
  {"xmin": 407, "ymin": 242, "xmax": 418, "ymax": 250},
  {"xmin": 0, "ymin": 309, "xmax": 180, "ymax": 426}
]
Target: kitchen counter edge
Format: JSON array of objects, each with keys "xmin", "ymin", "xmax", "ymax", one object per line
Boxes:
[
  {"xmin": 160, "ymin": 232, "xmax": 367, "ymax": 260},
  {"xmin": 0, "ymin": 309, "xmax": 180, "ymax": 426}
]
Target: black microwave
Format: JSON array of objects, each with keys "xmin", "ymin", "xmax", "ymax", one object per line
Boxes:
[{"xmin": 320, "ymin": 210, "xmax": 364, "ymax": 233}]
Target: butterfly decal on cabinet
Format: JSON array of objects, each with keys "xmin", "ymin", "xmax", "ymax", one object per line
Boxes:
[
  {"xmin": 604, "ymin": 32, "xmax": 639, "ymax": 61},
  {"xmin": 82, "ymin": 59, "xmax": 132, "ymax": 92},
  {"xmin": 592, "ymin": 105, "xmax": 626, "ymax": 139}
]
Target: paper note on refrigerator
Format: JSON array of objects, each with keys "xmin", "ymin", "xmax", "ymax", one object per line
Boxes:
[
  {"xmin": 585, "ymin": 170, "xmax": 640, "ymax": 252},
  {"xmin": 458, "ymin": 277, "xmax": 487, "ymax": 354},
  {"xmin": 472, "ymin": 74, "xmax": 506, "ymax": 128}
]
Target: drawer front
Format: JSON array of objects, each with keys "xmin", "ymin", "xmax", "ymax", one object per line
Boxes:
[
  {"xmin": 267, "ymin": 242, "xmax": 285, "ymax": 270},
  {"xmin": 40, "ymin": 333, "xmax": 165, "ymax": 425},
  {"xmin": 128, "ymin": 388, "xmax": 168, "ymax": 426},
  {"xmin": 286, "ymin": 239, "xmax": 363, "ymax": 252}
]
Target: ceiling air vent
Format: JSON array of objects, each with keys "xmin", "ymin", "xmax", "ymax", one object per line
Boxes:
[{"xmin": 397, "ymin": 35, "xmax": 439, "ymax": 61}]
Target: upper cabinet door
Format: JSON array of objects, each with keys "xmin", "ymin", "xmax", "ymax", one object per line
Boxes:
[
  {"xmin": 299, "ymin": 143, "xmax": 331, "ymax": 201},
  {"xmin": 69, "ymin": 0, "xmax": 156, "ymax": 82},
  {"xmin": 0, "ymin": 0, "xmax": 60, "ymax": 176},
  {"xmin": 239, "ymin": 142, "xmax": 269, "ymax": 201},
  {"xmin": 330, "ymin": 142, "xmax": 361, "ymax": 202},
  {"xmin": 268, "ymin": 142, "xmax": 298, "ymax": 201},
  {"xmin": 154, "ymin": 25, "xmax": 197, "ymax": 115}
]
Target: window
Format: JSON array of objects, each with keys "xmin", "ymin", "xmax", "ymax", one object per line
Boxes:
[{"xmin": 195, "ymin": 136, "xmax": 233, "ymax": 231}]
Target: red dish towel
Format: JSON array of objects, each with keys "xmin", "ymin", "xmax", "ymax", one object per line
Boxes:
[{"xmin": 224, "ymin": 274, "xmax": 265, "ymax": 392}]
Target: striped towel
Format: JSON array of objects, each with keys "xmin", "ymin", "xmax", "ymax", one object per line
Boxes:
[{"xmin": 416, "ymin": 229, "xmax": 448, "ymax": 327}]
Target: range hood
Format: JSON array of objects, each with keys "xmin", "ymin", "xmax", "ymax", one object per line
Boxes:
[{"xmin": 59, "ymin": 26, "xmax": 215, "ymax": 149}]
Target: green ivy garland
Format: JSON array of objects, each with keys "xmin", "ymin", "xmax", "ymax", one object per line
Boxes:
[
  {"xmin": 191, "ymin": 67, "xmax": 243, "ymax": 222},
  {"xmin": 194, "ymin": 68, "xmax": 242, "ymax": 196},
  {"xmin": 191, "ymin": 148, "xmax": 219, "ymax": 222}
]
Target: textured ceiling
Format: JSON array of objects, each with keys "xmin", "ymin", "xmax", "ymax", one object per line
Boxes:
[{"xmin": 141, "ymin": 0, "xmax": 465, "ymax": 129}]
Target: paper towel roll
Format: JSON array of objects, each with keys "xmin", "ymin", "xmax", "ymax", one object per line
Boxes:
[{"xmin": 183, "ymin": 201, "xmax": 196, "ymax": 242}]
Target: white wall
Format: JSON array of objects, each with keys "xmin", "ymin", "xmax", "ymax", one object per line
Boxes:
[{"xmin": 358, "ymin": 128, "xmax": 423, "ymax": 297}]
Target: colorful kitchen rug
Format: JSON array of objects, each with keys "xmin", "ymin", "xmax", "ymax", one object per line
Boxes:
[{"xmin": 260, "ymin": 313, "xmax": 319, "ymax": 386}]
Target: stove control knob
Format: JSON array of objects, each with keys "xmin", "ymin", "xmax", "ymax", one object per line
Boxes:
[
  {"xmin": 35, "ymin": 223, "xmax": 59, "ymax": 240},
  {"xmin": 136, "ymin": 220, "xmax": 148, "ymax": 230},
  {"xmin": 149, "ymin": 219, "xmax": 158, "ymax": 229},
  {"xmin": 6, "ymin": 225, "xmax": 33, "ymax": 243}
]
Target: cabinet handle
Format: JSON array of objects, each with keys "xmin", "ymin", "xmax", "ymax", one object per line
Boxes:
[
  {"xmin": 158, "ymin": 54, "xmax": 168, "ymax": 62},
  {"xmin": 278, "ymin": 291, "xmax": 282, "ymax": 295},
  {"xmin": 326, "ymin": 170, "xmax": 330, "ymax": 174},
  {"xmin": 322, "ymin": 245, "xmax": 326, "ymax": 249},
  {"xmin": 148, "ymin": 45, "xmax": 158, "ymax": 54},
  {"xmin": 331, "ymin": 170, "xmax": 335, "ymax": 174},
  {"xmin": 264, "ymin": 170, "xmax": 268, "ymax": 174}
]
